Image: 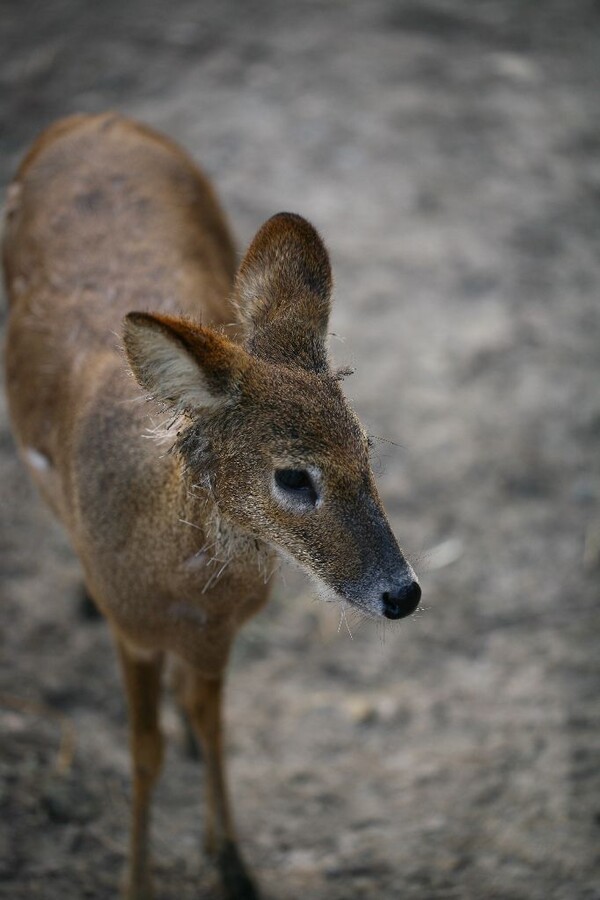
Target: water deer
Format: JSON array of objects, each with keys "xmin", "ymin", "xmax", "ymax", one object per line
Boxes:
[{"xmin": 3, "ymin": 113, "xmax": 421, "ymax": 900}]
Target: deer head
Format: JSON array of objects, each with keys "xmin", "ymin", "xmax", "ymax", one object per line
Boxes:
[{"xmin": 123, "ymin": 213, "xmax": 420, "ymax": 620}]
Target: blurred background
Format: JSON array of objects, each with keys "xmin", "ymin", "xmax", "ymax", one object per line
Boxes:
[{"xmin": 1, "ymin": 1, "xmax": 599, "ymax": 898}]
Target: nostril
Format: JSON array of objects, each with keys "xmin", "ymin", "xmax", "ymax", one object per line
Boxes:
[
  {"xmin": 407, "ymin": 581, "xmax": 421, "ymax": 606},
  {"xmin": 382, "ymin": 581, "xmax": 421, "ymax": 620}
]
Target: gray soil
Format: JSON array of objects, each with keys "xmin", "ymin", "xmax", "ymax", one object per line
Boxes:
[{"xmin": 1, "ymin": 1, "xmax": 599, "ymax": 898}]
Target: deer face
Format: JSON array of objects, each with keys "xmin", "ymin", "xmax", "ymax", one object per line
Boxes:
[{"xmin": 123, "ymin": 214, "xmax": 420, "ymax": 620}]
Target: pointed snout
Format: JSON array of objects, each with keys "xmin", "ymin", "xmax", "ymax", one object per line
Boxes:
[
  {"xmin": 381, "ymin": 581, "xmax": 421, "ymax": 620},
  {"xmin": 335, "ymin": 492, "xmax": 422, "ymax": 620}
]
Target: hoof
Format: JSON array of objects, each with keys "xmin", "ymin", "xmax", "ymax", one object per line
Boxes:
[
  {"xmin": 78, "ymin": 586, "xmax": 102, "ymax": 621},
  {"xmin": 218, "ymin": 841, "xmax": 261, "ymax": 900}
]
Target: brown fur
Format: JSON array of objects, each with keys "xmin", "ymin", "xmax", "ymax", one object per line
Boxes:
[{"xmin": 3, "ymin": 113, "xmax": 419, "ymax": 900}]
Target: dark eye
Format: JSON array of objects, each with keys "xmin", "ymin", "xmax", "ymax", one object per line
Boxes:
[{"xmin": 274, "ymin": 468, "xmax": 319, "ymax": 507}]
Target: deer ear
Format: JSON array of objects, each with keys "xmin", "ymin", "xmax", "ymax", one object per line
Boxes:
[
  {"xmin": 123, "ymin": 312, "xmax": 246, "ymax": 412},
  {"xmin": 234, "ymin": 212, "xmax": 333, "ymax": 373}
]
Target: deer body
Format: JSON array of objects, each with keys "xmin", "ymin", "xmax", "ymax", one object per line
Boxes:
[
  {"xmin": 3, "ymin": 114, "xmax": 420, "ymax": 899},
  {"xmin": 4, "ymin": 115, "xmax": 271, "ymax": 672}
]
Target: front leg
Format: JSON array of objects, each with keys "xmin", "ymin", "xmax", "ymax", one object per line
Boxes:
[
  {"xmin": 117, "ymin": 641, "xmax": 164, "ymax": 900},
  {"xmin": 181, "ymin": 669, "xmax": 260, "ymax": 900}
]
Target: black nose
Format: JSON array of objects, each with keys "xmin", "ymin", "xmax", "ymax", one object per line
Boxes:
[{"xmin": 382, "ymin": 582, "xmax": 421, "ymax": 620}]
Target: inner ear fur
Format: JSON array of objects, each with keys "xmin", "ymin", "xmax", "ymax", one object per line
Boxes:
[
  {"xmin": 234, "ymin": 212, "xmax": 333, "ymax": 373},
  {"xmin": 123, "ymin": 311, "xmax": 247, "ymax": 412}
]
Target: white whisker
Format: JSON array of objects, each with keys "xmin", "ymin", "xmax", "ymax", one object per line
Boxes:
[
  {"xmin": 338, "ymin": 603, "xmax": 354, "ymax": 640},
  {"xmin": 178, "ymin": 517, "xmax": 203, "ymax": 531}
]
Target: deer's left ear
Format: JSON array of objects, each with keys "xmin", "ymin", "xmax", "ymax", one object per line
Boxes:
[{"xmin": 234, "ymin": 212, "xmax": 333, "ymax": 374}]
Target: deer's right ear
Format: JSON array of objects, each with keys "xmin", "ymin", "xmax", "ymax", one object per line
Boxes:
[{"xmin": 123, "ymin": 312, "xmax": 247, "ymax": 412}]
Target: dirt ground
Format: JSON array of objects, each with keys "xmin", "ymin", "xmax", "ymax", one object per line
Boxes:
[{"xmin": 1, "ymin": 1, "xmax": 599, "ymax": 898}]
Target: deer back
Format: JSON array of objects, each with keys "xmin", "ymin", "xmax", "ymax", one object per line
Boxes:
[{"xmin": 4, "ymin": 113, "xmax": 237, "ymax": 527}]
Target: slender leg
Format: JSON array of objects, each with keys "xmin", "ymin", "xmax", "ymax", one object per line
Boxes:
[
  {"xmin": 171, "ymin": 660, "xmax": 201, "ymax": 760},
  {"xmin": 182, "ymin": 669, "xmax": 260, "ymax": 900},
  {"xmin": 117, "ymin": 641, "xmax": 164, "ymax": 900}
]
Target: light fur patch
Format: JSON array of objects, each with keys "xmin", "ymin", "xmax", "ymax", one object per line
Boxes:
[
  {"xmin": 202, "ymin": 500, "xmax": 277, "ymax": 587},
  {"xmin": 142, "ymin": 409, "xmax": 189, "ymax": 451},
  {"xmin": 25, "ymin": 447, "xmax": 52, "ymax": 472}
]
